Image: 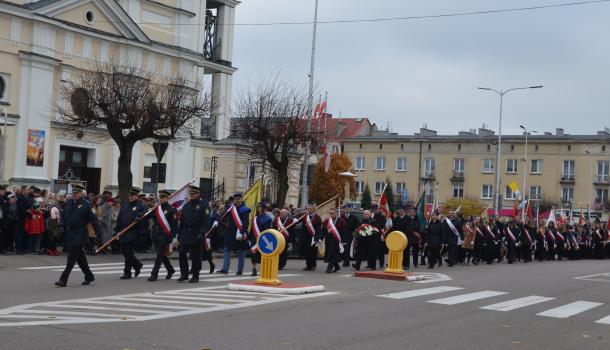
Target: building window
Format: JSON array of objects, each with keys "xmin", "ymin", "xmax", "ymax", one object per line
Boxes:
[
  {"xmin": 505, "ymin": 186, "xmax": 517, "ymax": 200},
  {"xmin": 379, "ymin": 144, "xmax": 383, "ymax": 150},
  {"xmin": 359, "ymin": 143, "xmax": 362, "ymax": 149},
  {"xmin": 0, "ymin": 74, "xmax": 9, "ymax": 103},
  {"xmin": 481, "ymin": 185, "xmax": 493, "ymax": 199},
  {"xmin": 535, "ymin": 144, "xmax": 539, "ymax": 151},
  {"xmin": 510, "ymin": 144, "xmax": 515, "ymax": 152},
  {"xmin": 530, "ymin": 159, "xmax": 543, "ymax": 174},
  {"xmin": 598, "ymin": 161, "xmax": 609, "ymax": 183},
  {"xmin": 396, "ymin": 182, "xmax": 406, "ymax": 195},
  {"xmin": 487, "ymin": 144, "xmax": 491, "ymax": 152},
  {"xmin": 400, "ymin": 144, "xmax": 404, "ymax": 150},
  {"xmin": 567, "ymin": 145, "xmax": 571, "ymax": 151},
  {"xmin": 354, "ymin": 156, "xmax": 365, "ymax": 171},
  {"xmin": 458, "ymin": 144, "xmax": 462, "ymax": 151},
  {"xmin": 482, "ymin": 159, "xmax": 494, "ymax": 173},
  {"xmin": 603, "ymin": 145, "xmax": 607, "ymax": 152},
  {"xmin": 453, "ymin": 185, "xmax": 464, "ymax": 198},
  {"xmin": 453, "ymin": 158, "xmax": 465, "ymax": 173},
  {"xmin": 529, "ymin": 186, "xmax": 541, "ymax": 200},
  {"xmin": 562, "ymin": 187, "xmax": 574, "ymax": 203},
  {"xmin": 374, "ymin": 181, "xmax": 385, "ymax": 195},
  {"xmin": 396, "ymin": 157, "xmax": 407, "ymax": 171},
  {"xmin": 428, "ymin": 144, "xmax": 432, "ymax": 151},
  {"xmin": 424, "ymin": 158, "xmax": 435, "ymax": 177},
  {"xmin": 375, "ymin": 157, "xmax": 386, "ymax": 171},
  {"xmin": 562, "ymin": 160, "xmax": 575, "ymax": 180},
  {"xmin": 355, "ymin": 181, "xmax": 364, "ymax": 194},
  {"xmin": 85, "ymin": 10, "xmax": 95, "ymax": 24},
  {"xmin": 332, "ymin": 145, "xmax": 339, "ymax": 153},
  {"xmin": 596, "ymin": 189, "xmax": 609, "ymax": 203},
  {"xmin": 506, "ymin": 159, "xmax": 518, "ymax": 174}
]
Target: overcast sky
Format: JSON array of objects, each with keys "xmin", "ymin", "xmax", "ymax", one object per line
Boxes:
[{"xmin": 231, "ymin": 0, "xmax": 610, "ymax": 136}]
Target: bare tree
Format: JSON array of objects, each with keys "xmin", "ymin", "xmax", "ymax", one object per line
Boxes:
[
  {"xmin": 234, "ymin": 77, "xmax": 317, "ymax": 207},
  {"xmin": 56, "ymin": 61, "xmax": 210, "ymax": 200}
]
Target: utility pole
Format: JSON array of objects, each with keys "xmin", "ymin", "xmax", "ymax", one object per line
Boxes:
[{"xmin": 299, "ymin": 0, "xmax": 319, "ymax": 208}]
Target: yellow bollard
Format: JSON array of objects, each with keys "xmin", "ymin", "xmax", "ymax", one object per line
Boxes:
[
  {"xmin": 255, "ymin": 229, "xmax": 286, "ymax": 286},
  {"xmin": 384, "ymin": 231, "xmax": 408, "ymax": 274}
]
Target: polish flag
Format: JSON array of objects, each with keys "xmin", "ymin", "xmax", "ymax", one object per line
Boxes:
[
  {"xmin": 169, "ymin": 186, "xmax": 189, "ymax": 210},
  {"xmin": 378, "ymin": 183, "xmax": 391, "ymax": 218}
]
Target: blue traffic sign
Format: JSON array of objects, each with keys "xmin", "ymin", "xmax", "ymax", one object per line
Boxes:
[{"xmin": 258, "ymin": 231, "xmax": 278, "ymax": 254}]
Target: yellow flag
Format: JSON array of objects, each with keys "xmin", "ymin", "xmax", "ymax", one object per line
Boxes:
[
  {"xmin": 242, "ymin": 180, "xmax": 262, "ymax": 232},
  {"xmin": 508, "ymin": 181, "xmax": 520, "ymax": 197}
]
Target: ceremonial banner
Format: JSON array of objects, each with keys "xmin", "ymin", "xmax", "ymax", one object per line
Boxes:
[
  {"xmin": 243, "ymin": 180, "xmax": 262, "ymax": 232},
  {"xmin": 26, "ymin": 129, "xmax": 45, "ymax": 167}
]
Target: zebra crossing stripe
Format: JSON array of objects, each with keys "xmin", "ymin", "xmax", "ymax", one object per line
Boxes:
[
  {"xmin": 19, "ymin": 263, "xmax": 124, "ymax": 270},
  {"xmin": 427, "ymin": 291, "xmax": 507, "ymax": 305},
  {"xmin": 378, "ymin": 286, "xmax": 464, "ymax": 300},
  {"xmin": 481, "ymin": 296, "xmax": 555, "ymax": 312},
  {"xmin": 538, "ymin": 301, "xmax": 604, "ymax": 319}
]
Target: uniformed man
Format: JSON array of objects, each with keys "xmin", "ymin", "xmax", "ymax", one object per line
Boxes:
[
  {"xmin": 55, "ymin": 184, "xmax": 101, "ymax": 287},
  {"xmin": 249, "ymin": 202, "xmax": 272, "ymax": 276},
  {"xmin": 274, "ymin": 208, "xmax": 296, "ymax": 270},
  {"xmin": 114, "ymin": 187, "xmax": 147, "ymax": 279},
  {"xmin": 323, "ymin": 207, "xmax": 347, "ymax": 273},
  {"xmin": 372, "ymin": 205, "xmax": 387, "ymax": 269},
  {"xmin": 177, "ymin": 186, "xmax": 209, "ymax": 283},
  {"xmin": 148, "ymin": 189, "xmax": 177, "ymax": 282},
  {"xmin": 425, "ymin": 212, "xmax": 444, "ymax": 269},
  {"xmin": 218, "ymin": 192, "xmax": 249, "ymax": 275},
  {"xmin": 301, "ymin": 203, "xmax": 322, "ymax": 271}
]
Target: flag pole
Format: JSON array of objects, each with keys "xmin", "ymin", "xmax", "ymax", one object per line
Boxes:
[
  {"xmin": 285, "ymin": 195, "xmax": 338, "ymax": 231},
  {"xmin": 96, "ymin": 179, "xmax": 195, "ymax": 254}
]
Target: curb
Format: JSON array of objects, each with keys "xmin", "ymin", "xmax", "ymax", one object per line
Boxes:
[{"xmin": 226, "ymin": 283, "xmax": 326, "ymax": 295}]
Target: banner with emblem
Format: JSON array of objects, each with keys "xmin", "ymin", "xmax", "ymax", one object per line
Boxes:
[{"xmin": 242, "ymin": 180, "xmax": 262, "ymax": 233}]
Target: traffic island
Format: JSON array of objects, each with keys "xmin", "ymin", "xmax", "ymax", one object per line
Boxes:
[{"xmin": 227, "ymin": 281, "xmax": 326, "ymax": 295}]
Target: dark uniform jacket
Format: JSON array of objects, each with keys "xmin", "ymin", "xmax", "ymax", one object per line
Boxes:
[
  {"xmin": 426, "ymin": 220, "xmax": 444, "ymax": 248},
  {"xmin": 250, "ymin": 214, "xmax": 272, "ymax": 247},
  {"xmin": 115, "ymin": 200, "xmax": 148, "ymax": 244},
  {"xmin": 225, "ymin": 204, "xmax": 250, "ymax": 249},
  {"xmin": 152, "ymin": 202, "xmax": 178, "ymax": 244},
  {"xmin": 178, "ymin": 199, "xmax": 210, "ymax": 245},
  {"xmin": 343, "ymin": 212, "xmax": 361, "ymax": 237},
  {"xmin": 63, "ymin": 197, "xmax": 101, "ymax": 246}
]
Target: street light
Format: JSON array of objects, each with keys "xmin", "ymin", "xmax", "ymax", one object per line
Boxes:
[
  {"xmin": 585, "ymin": 150, "xmax": 593, "ymax": 219},
  {"xmin": 478, "ymin": 85, "xmax": 543, "ymax": 214},
  {"xmin": 519, "ymin": 125, "xmax": 537, "ymax": 224}
]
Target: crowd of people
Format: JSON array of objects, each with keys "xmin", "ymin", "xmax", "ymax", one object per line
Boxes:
[{"xmin": 1, "ymin": 183, "xmax": 610, "ymax": 288}]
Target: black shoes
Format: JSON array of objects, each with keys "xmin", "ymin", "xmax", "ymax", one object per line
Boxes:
[
  {"xmin": 166, "ymin": 270, "xmax": 175, "ymax": 280},
  {"xmin": 251, "ymin": 269, "xmax": 257, "ymax": 276},
  {"xmin": 217, "ymin": 270, "xmax": 229, "ymax": 274},
  {"xmin": 54, "ymin": 281, "xmax": 67, "ymax": 287},
  {"xmin": 209, "ymin": 262, "xmax": 216, "ymax": 274},
  {"xmin": 148, "ymin": 275, "xmax": 158, "ymax": 282},
  {"xmin": 351, "ymin": 263, "xmax": 360, "ymax": 271},
  {"xmin": 176, "ymin": 276, "xmax": 189, "ymax": 282},
  {"xmin": 82, "ymin": 277, "xmax": 95, "ymax": 286},
  {"xmin": 134, "ymin": 265, "xmax": 142, "ymax": 277},
  {"xmin": 188, "ymin": 277, "xmax": 199, "ymax": 283},
  {"xmin": 236, "ymin": 271, "xmax": 243, "ymax": 276},
  {"xmin": 119, "ymin": 275, "xmax": 131, "ymax": 280}
]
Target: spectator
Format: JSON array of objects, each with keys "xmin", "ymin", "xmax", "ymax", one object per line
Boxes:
[
  {"xmin": 99, "ymin": 197, "xmax": 114, "ymax": 253},
  {"xmin": 25, "ymin": 201, "xmax": 45, "ymax": 254},
  {"xmin": 110, "ymin": 200, "xmax": 121, "ymax": 254},
  {"xmin": 47, "ymin": 199, "xmax": 61, "ymax": 256}
]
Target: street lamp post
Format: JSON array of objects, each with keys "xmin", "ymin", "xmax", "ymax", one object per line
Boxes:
[
  {"xmin": 519, "ymin": 125, "xmax": 537, "ymax": 224},
  {"xmin": 585, "ymin": 150, "xmax": 593, "ymax": 219},
  {"xmin": 478, "ymin": 85, "xmax": 543, "ymax": 214}
]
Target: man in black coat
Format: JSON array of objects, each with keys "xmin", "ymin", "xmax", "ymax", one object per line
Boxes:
[
  {"xmin": 342, "ymin": 204, "xmax": 361, "ymax": 267},
  {"xmin": 148, "ymin": 189, "xmax": 177, "ymax": 281},
  {"xmin": 115, "ymin": 187, "xmax": 148, "ymax": 280},
  {"xmin": 443, "ymin": 212, "xmax": 461, "ymax": 267},
  {"xmin": 425, "ymin": 212, "xmax": 444, "ymax": 269},
  {"xmin": 372, "ymin": 205, "xmax": 387, "ymax": 269},
  {"xmin": 55, "ymin": 184, "xmax": 101, "ymax": 287},
  {"xmin": 177, "ymin": 186, "xmax": 210, "ymax": 283}
]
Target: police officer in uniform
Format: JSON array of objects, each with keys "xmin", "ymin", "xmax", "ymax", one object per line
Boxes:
[
  {"xmin": 55, "ymin": 184, "xmax": 101, "ymax": 287},
  {"xmin": 148, "ymin": 189, "xmax": 177, "ymax": 281},
  {"xmin": 177, "ymin": 185, "xmax": 209, "ymax": 283},
  {"xmin": 115, "ymin": 187, "xmax": 147, "ymax": 279}
]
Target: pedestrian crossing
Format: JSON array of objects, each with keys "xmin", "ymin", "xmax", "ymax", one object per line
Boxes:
[
  {"xmin": 18, "ymin": 263, "xmax": 293, "ymax": 282},
  {"xmin": 377, "ymin": 285, "xmax": 610, "ymax": 326},
  {"xmin": 0, "ymin": 286, "xmax": 337, "ymax": 327}
]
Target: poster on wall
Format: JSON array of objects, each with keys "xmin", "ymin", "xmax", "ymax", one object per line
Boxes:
[{"xmin": 26, "ymin": 129, "xmax": 45, "ymax": 167}]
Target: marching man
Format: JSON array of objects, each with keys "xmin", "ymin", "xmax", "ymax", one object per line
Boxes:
[
  {"xmin": 301, "ymin": 203, "xmax": 322, "ymax": 271},
  {"xmin": 249, "ymin": 202, "xmax": 272, "ymax": 276},
  {"xmin": 274, "ymin": 208, "xmax": 296, "ymax": 270},
  {"xmin": 148, "ymin": 189, "xmax": 177, "ymax": 282},
  {"xmin": 323, "ymin": 207, "xmax": 347, "ymax": 273}
]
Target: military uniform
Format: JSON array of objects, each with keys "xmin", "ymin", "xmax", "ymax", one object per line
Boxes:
[
  {"xmin": 177, "ymin": 186, "xmax": 209, "ymax": 283},
  {"xmin": 301, "ymin": 209, "xmax": 322, "ymax": 271},
  {"xmin": 148, "ymin": 190, "xmax": 177, "ymax": 281},
  {"xmin": 55, "ymin": 184, "xmax": 101, "ymax": 287},
  {"xmin": 115, "ymin": 187, "xmax": 147, "ymax": 279}
]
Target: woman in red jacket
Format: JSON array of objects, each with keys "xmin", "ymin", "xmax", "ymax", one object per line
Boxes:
[{"xmin": 25, "ymin": 201, "xmax": 45, "ymax": 254}]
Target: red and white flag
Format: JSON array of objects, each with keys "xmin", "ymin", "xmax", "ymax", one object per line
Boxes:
[
  {"xmin": 378, "ymin": 183, "xmax": 391, "ymax": 218},
  {"xmin": 155, "ymin": 205, "xmax": 171, "ymax": 237},
  {"xmin": 169, "ymin": 186, "xmax": 189, "ymax": 210}
]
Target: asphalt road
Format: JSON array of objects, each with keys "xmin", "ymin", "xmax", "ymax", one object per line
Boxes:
[{"xmin": 1, "ymin": 253, "xmax": 609, "ymax": 350}]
